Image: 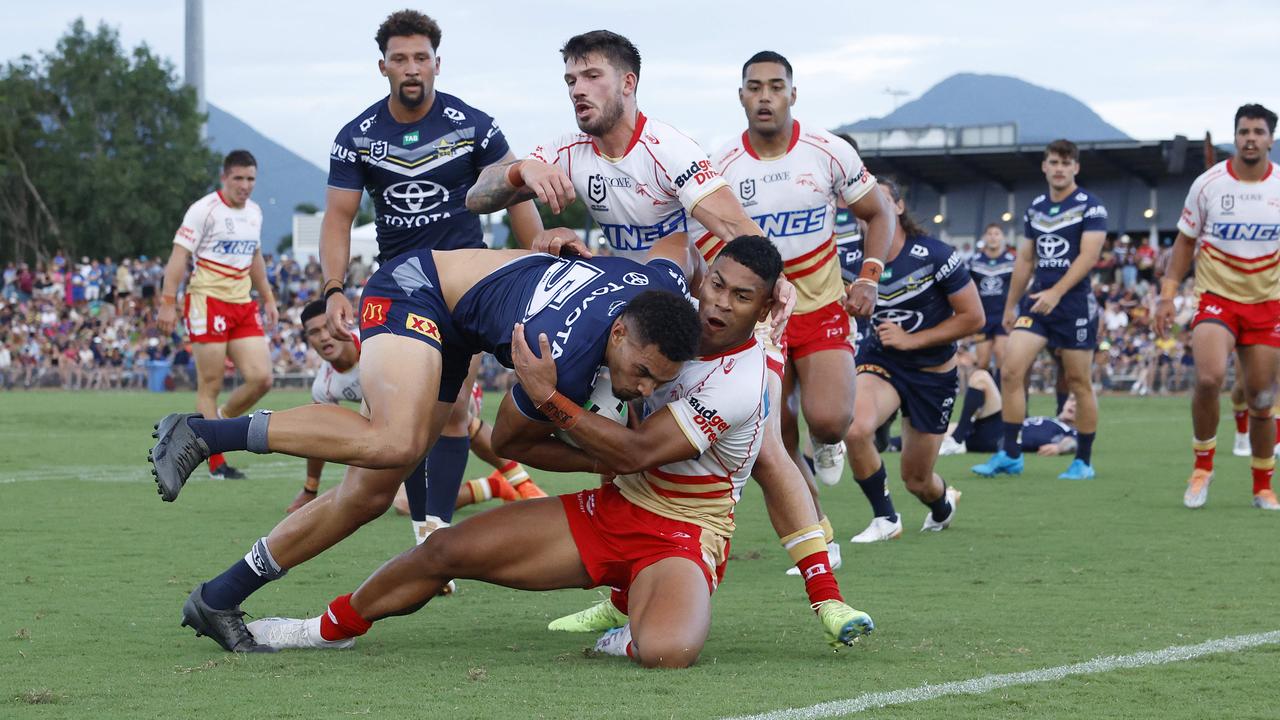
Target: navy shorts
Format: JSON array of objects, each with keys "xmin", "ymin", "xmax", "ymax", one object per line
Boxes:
[
  {"xmin": 1012, "ymin": 292, "xmax": 1098, "ymax": 350},
  {"xmin": 966, "ymin": 413, "xmax": 1003, "ymax": 453},
  {"xmin": 977, "ymin": 315, "xmax": 1007, "ymax": 339},
  {"xmin": 857, "ymin": 350, "xmax": 958, "ymax": 435},
  {"xmin": 358, "ymin": 250, "xmax": 475, "ymax": 403}
]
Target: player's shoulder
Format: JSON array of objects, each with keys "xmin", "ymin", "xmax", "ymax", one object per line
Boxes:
[
  {"xmin": 338, "ymin": 97, "xmax": 387, "ymax": 138},
  {"xmin": 530, "ymin": 130, "xmax": 593, "ymax": 160},
  {"xmin": 244, "ymin": 198, "xmax": 263, "ymax": 216},
  {"xmin": 1072, "ymin": 187, "xmax": 1104, "ymax": 205},
  {"xmin": 711, "ymin": 135, "xmax": 747, "ymax": 167},
  {"xmin": 185, "ymin": 191, "xmax": 220, "ymax": 217},
  {"xmin": 637, "ymin": 115, "xmax": 708, "ymax": 156},
  {"xmin": 912, "ymin": 234, "xmax": 955, "ymax": 259},
  {"xmin": 1192, "ymin": 160, "xmax": 1233, "ymax": 188},
  {"xmin": 795, "ymin": 123, "xmax": 850, "ymax": 159},
  {"xmin": 435, "ymin": 91, "xmax": 495, "ymax": 127}
]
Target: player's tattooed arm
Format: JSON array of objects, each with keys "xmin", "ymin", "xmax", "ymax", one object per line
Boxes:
[{"xmin": 466, "ymin": 161, "xmax": 540, "ymax": 214}]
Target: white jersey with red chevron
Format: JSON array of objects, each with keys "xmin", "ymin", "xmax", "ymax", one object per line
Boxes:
[
  {"xmin": 172, "ymin": 190, "xmax": 262, "ymax": 302},
  {"xmin": 1177, "ymin": 159, "xmax": 1280, "ymax": 304},
  {"xmin": 689, "ymin": 121, "xmax": 876, "ymax": 314},
  {"xmin": 613, "ymin": 337, "xmax": 768, "ymax": 538},
  {"xmin": 311, "ymin": 360, "xmax": 362, "ymax": 405},
  {"xmin": 527, "ymin": 112, "xmax": 727, "ymax": 260}
]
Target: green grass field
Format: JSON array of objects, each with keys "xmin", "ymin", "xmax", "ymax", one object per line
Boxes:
[{"xmin": 2, "ymin": 390, "xmax": 1278, "ymax": 719}]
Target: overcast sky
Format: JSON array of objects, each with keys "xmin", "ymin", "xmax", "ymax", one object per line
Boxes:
[{"xmin": 4, "ymin": 1, "xmax": 1278, "ymax": 170}]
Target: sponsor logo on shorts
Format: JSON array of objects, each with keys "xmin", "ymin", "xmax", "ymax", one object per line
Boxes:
[
  {"xmin": 212, "ymin": 315, "xmax": 227, "ymax": 334},
  {"xmin": 1014, "ymin": 316, "xmax": 1034, "ymax": 329},
  {"xmin": 405, "ymin": 313, "xmax": 441, "ymax": 342},
  {"xmin": 857, "ymin": 363, "xmax": 890, "ymax": 379},
  {"xmin": 360, "ymin": 297, "xmax": 391, "ymax": 329},
  {"xmin": 1204, "ymin": 305, "xmax": 1223, "ymax": 315}
]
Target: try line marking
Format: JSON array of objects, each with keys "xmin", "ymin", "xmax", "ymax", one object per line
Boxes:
[{"xmin": 722, "ymin": 630, "xmax": 1280, "ymax": 720}]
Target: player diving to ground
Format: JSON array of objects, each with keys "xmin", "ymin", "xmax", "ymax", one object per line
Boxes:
[
  {"xmin": 242, "ymin": 236, "xmax": 873, "ymax": 665},
  {"xmin": 147, "ymin": 229, "xmax": 711, "ymax": 653},
  {"xmin": 842, "ymin": 178, "xmax": 983, "ymax": 542},
  {"xmin": 939, "ymin": 367, "xmax": 1079, "ymax": 457}
]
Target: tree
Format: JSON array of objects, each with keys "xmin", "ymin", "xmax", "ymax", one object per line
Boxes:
[{"xmin": 0, "ymin": 19, "xmax": 219, "ymax": 264}]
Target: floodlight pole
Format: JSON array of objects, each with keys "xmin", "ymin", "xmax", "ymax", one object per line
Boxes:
[{"xmin": 185, "ymin": 0, "xmax": 207, "ymax": 139}]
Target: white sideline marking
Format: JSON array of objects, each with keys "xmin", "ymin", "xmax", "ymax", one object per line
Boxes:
[
  {"xmin": 722, "ymin": 630, "xmax": 1280, "ymax": 720},
  {"xmin": 0, "ymin": 460, "xmax": 301, "ymax": 484}
]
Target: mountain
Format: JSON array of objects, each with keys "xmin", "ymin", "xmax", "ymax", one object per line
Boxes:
[
  {"xmin": 837, "ymin": 73, "xmax": 1130, "ymax": 144},
  {"xmin": 206, "ymin": 104, "xmax": 327, "ymax": 250}
]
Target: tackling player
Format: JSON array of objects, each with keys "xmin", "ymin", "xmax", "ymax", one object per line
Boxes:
[
  {"xmin": 157, "ymin": 150, "xmax": 277, "ymax": 480},
  {"xmin": 318, "ymin": 10, "xmax": 544, "ymax": 545},
  {"xmin": 1155, "ymin": 103, "xmax": 1280, "ymax": 511},
  {"xmin": 968, "ymin": 223, "xmax": 1016, "ymax": 375},
  {"xmin": 972, "ymin": 139, "xmax": 1106, "ymax": 481},
  {"xmin": 286, "ymin": 301, "xmax": 544, "ymax": 514},
  {"xmin": 148, "ymin": 232, "xmax": 707, "ymax": 653},
  {"xmin": 843, "ymin": 178, "xmax": 982, "ymax": 542},
  {"xmin": 241, "ymin": 237, "xmax": 873, "ymax": 663}
]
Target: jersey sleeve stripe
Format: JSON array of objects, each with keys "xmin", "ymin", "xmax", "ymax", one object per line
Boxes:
[
  {"xmin": 784, "ymin": 236, "xmax": 837, "ymax": 267},
  {"xmin": 784, "ymin": 244, "xmax": 839, "ymax": 281},
  {"xmin": 195, "ymin": 260, "xmax": 250, "ymax": 279},
  {"xmin": 1201, "ymin": 243, "xmax": 1280, "ymax": 268},
  {"xmin": 648, "ymin": 466, "xmax": 730, "ymax": 485}
]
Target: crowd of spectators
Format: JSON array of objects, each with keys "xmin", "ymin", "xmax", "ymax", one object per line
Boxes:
[{"xmin": 0, "ymin": 233, "xmax": 1206, "ymax": 394}]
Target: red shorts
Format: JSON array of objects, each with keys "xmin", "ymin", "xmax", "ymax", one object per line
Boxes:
[
  {"xmin": 184, "ymin": 294, "xmax": 264, "ymax": 343},
  {"xmin": 469, "ymin": 383, "xmax": 484, "ymax": 416},
  {"xmin": 560, "ymin": 484, "xmax": 728, "ymax": 594},
  {"xmin": 785, "ymin": 300, "xmax": 854, "ymax": 360},
  {"xmin": 1192, "ymin": 292, "xmax": 1280, "ymax": 347}
]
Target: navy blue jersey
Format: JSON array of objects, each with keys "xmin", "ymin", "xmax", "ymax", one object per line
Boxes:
[
  {"xmin": 861, "ymin": 235, "xmax": 971, "ymax": 369},
  {"xmin": 834, "ymin": 207, "xmax": 864, "ymax": 284},
  {"xmin": 968, "ymin": 250, "xmax": 1016, "ymax": 320},
  {"xmin": 328, "ymin": 92, "xmax": 511, "ymax": 261},
  {"xmin": 1020, "ymin": 416, "xmax": 1076, "ymax": 451},
  {"xmin": 449, "ymin": 254, "xmax": 690, "ymax": 420},
  {"xmin": 1023, "ymin": 189, "xmax": 1107, "ymax": 298}
]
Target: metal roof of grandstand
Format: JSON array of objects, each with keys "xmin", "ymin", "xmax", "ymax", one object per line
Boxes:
[{"xmin": 858, "ymin": 137, "xmax": 1212, "ymax": 192}]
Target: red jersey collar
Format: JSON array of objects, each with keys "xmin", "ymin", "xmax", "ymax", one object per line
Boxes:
[
  {"xmin": 699, "ymin": 335, "xmax": 758, "ymax": 361},
  {"xmin": 216, "ymin": 190, "xmax": 232, "ymax": 207},
  {"xmin": 593, "ymin": 111, "xmax": 647, "ymax": 159},
  {"xmin": 742, "ymin": 120, "xmax": 800, "ymax": 160},
  {"xmin": 1226, "ymin": 158, "xmax": 1275, "ymax": 181}
]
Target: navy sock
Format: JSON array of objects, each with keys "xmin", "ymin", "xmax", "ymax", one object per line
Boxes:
[
  {"xmin": 187, "ymin": 416, "xmax": 251, "ymax": 455},
  {"xmin": 425, "ymin": 435, "xmax": 469, "ymax": 523},
  {"xmin": 1076, "ymin": 432, "xmax": 1096, "ymax": 465},
  {"xmin": 951, "ymin": 387, "xmax": 985, "ymax": 443},
  {"xmin": 201, "ymin": 538, "xmax": 286, "ymax": 610},
  {"xmin": 1002, "ymin": 421, "xmax": 1023, "ymax": 459},
  {"xmin": 993, "ymin": 368, "xmax": 1001, "ymax": 390},
  {"xmin": 1056, "ymin": 392, "xmax": 1069, "ymax": 415},
  {"xmin": 855, "ymin": 463, "xmax": 898, "ymax": 522},
  {"xmin": 802, "ymin": 453, "xmax": 816, "ymax": 476},
  {"xmin": 403, "ymin": 457, "xmax": 428, "ymax": 522},
  {"xmin": 926, "ymin": 483, "xmax": 953, "ymax": 522}
]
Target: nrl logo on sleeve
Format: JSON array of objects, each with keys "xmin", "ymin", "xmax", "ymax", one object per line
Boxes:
[{"xmin": 369, "ymin": 141, "xmax": 388, "ymax": 163}]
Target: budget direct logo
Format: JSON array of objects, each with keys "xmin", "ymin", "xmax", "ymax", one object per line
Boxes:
[
  {"xmin": 674, "ymin": 159, "xmax": 718, "ymax": 189},
  {"xmin": 383, "ymin": 180, "xmax": 449, "ymax": 214}
]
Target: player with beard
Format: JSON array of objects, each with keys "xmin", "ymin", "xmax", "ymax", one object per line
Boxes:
[
  {"xmin": 319, "ymin": 10, "xmax": 546, "ymax": 549},
  {"xmin": 1156, "ymin": 103, "xmax": 1280, "ymax": 511},
  {"xmin": 240, "ymin": 237, "xmax": 873, "ymax": 663},
  {"xmin": 972, "ymin": 139, "xmax": 1107, "ymax": 481}
]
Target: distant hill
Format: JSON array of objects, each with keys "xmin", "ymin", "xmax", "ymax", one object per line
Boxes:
[
  {"xmin": 206, "ymin": 104, "xmax": 327, "ymax": 251},
  {"xmin": 837, "ymin": 73, "xmax": 1130, "ymax": 144}
]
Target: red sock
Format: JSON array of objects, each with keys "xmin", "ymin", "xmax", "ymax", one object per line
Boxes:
[
  {"xmin": 1252, "ymin": 462, "xmax": 1274, "ymax": 495},
  {"xmin": 208, "ymin": 453, "xmax": 226, "ymax": 472},
  {"xmin": 499, "ymin": 460, "xmax": 520, "ymax": 474},
  {"xmin": 1235, "ymin": 410, "xmax": 1248, "ymax": 434},
  {"xmin": 797, "ymin": 551, "xmax": 843, "ymax": 607},
  {"xmin": 319, "ymin": 593, "xmax": 372, "ymax": 642},
  {"xmin": 1193, "ymin": 441, "xmax": 1215, "ymax": 473},
  {"xmin": 487, "ymin": 473, "xmax": 517, "ymax": 502},
  {"xmin": 610, "ymin": 587, "xmax": 630, "ymax": 615}
]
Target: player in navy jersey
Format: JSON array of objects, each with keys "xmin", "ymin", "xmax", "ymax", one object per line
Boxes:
[
  {"xmin": 972, "ymin": 139, "xmax": 1106, "ymax": 481},
  {"xmin": 967, "ymin": 223, "xmax": 1016, "ymax": 375},
  {"xmin": 318, "ymin": 11, "xmax": 547, "ymax": 545},
  {"xmin": 148, "ymin": 234, "xmax": 703, "ymax": 653},
  {"xmin": 841, "ymin": 178, "xmax": 984, "ymax": 542},
  {"xmin": 941, "ymin": 367, "xmax": 1079, "ymax": 456}
]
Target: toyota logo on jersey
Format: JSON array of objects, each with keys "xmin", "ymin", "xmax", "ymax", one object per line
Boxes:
[
  {"xmin": 383, "ymin": 180, "xmax": 449, "ymax": 214},
  {"xmin": 873, "ymin": 308, "xmax": 924, "ymax": 333}
]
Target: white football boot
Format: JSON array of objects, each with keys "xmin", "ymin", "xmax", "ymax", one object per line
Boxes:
[
  {"xmin": 246, "ymin": 616, "xmax": 354, "ymax": 650},
  {"xmin": 849, "ymin": 515, "xmax": 903, "ymax": 543}
]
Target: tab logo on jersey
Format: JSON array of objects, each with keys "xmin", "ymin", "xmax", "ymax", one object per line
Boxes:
[
  {"xmin": 402, "ymin": 131, "xmax": 419, "ymax": 146},
  {"xmin": 383, "ymin": 180, "xmax": 449, "ymax": 214},
  {"xmin": 872, "ymin": 308, "xmax": 924, "ymax": 333},
  {"xmin": 360, "ymin": 297, "xmax": 391, "ymax": 329},
  {"xmin": 1212, "ymin": 223, "xmax": 1280, "ymax": 241},
  {"xmin": 405, "ymin": 313, "xmax": 441, "ymax": 341},
  {"xmin": 752, "ymin": 206, "xmax": 825, "ymax": 238},
  {"xmin": 673, "ymin": 159, "xmax": 718, "ymax": 189},
  {"xmin": 739, "ymin": 178, "xmax": 756, "ymax": 201}
]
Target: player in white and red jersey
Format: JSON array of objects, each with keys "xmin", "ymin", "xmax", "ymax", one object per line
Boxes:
[
  {"xmin": 688, "ymin": 52, "xmax": 895, "ymax": 546},
  {"xmin": 242, "ymin": 237, "xmax": 873, "ymax": 664},
  {"xmin": 285, "ymin": 301, "xmax": 545, "ymax": 515},
  {"xmin": 157, "ymin": 150, "xmax": 277, "ymax": 480},
  {"xmin": 1156, "ymin": 103, "xmax": 1280, "ymax": 512}
]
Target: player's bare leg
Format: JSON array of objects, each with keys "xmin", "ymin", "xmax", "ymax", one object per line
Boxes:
[
  {"xmin": 762, "ymin": 369, "xmax": 834, "ymax": 570},
  {"xmin": 1230, "ymin": 379, "xmax": 1251, "ymax": 455},
  {"xmin": 845, "ymin": 374, "xmax": 904, "ymax": 542},
  {"xmin": 1184, "ymin": 323, "xmax": 1233, "ymax": 507},
  {"xmin": 900, "ymin": 423, "xmax": 960, "ymax": 530},
  {"xmin": 1056, "ymin": 348, "xmax": 1098, "ymax": 479},
  {"xmin": 1238, "ymin": 343, "xmax": 1280, "ymax": 509},
  {"xmin": 221, "ymin": 336, "xmax": 273, "ymax": 417},
  {"xmin": 793, "ymin": 348, "xmax": 857, "ymax": 485},
  {"xmin": 974, "ymin": 337, "xmax": 993, "ymax": 373},
  {"xmin": 621, "ymin": 558, "xmax": 712, "ymax": 668},
  {"xmin": 191, "ymin": 341, "xmax": 235, "ymax": 477}
]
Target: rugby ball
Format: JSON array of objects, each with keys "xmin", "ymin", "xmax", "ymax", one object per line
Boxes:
[{"xmin": 554, "ymin": 368, "xmax": 628, "ymax": 448}]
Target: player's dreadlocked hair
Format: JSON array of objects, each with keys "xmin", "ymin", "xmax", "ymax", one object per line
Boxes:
[
  {"xmin": 1236, "ymin": 103, "xmax": 1277, "ymax": 135},
  {"xmin": 742, "ymin": 50, "xmax": 792, "ymax": 81},
  {"xmin": 301, "ymin": 301, "xmax": 327, "ymax": 326},
  {"xmin": 561, "ymin": 31, "xmax": 642, "ymax": 80},
  {"xmin": 376, "ymin": 10, "xmax": 442, "ymax": 53},
  {"xmin": 877, "ymin": 177, "xmax": 930, "ymax": 240},
  {"xmin": 620, "ymin": 290, "xmax": 699, "ymax": 362},
  {"xmin": 717, "ymin": 235, "xmax": 783, "ymax": 292}
]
